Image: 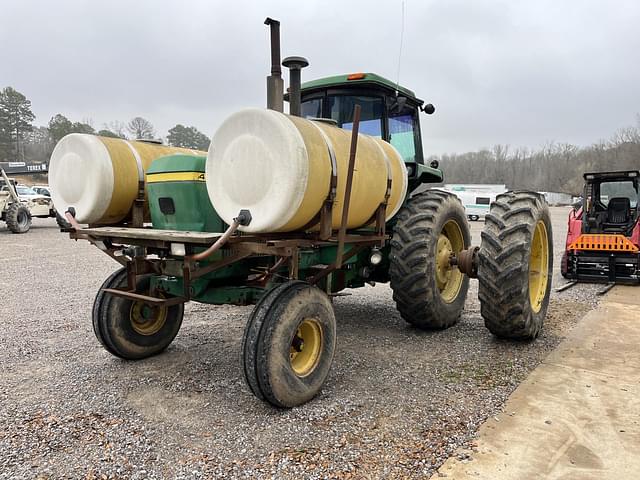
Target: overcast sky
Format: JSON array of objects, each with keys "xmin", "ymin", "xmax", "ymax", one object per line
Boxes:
[{"xmin": 2, "ymin": 0, "xmax": 639, "ymax": 155}]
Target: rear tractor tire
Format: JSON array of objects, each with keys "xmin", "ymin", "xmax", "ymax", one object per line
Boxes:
[
  {"xmin": 478, "ymin": 191, "xmax": 553, "ymax": 340},
  {"xmin": 242, "ymin": 281, "xmax": 336, "ymax": 408},
  {"xmin": 92, "ymin": 268, "xmax": 184, "ymax": 359},
  {"xmin": 6, "ymin": 203, "xmax": 31, "ymax": 233},
  {"xmin": 390, "ymin": 190, "xmax": 471, "ymax": 329}
]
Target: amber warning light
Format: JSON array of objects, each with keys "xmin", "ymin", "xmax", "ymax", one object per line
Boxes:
[{"xmin": 347, "ymin": 73, "xmax": 366, "ymax": 80}]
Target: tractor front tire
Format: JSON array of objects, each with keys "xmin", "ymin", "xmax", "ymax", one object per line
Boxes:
[
  {"xmin": 478, "ymin": 191, "xmax": 553, "ymax": 340},
  {"xmin": 242, "ymin": 281, "xmax": 336, "ymax": 408},
  {"xmin": 390, "ymin": 190, "xmax": 471, "ymax": 329},
  {"xmin": 6, "ymin": 203, "xmax": 31, "ymax": 233},
  {"xmin": 92, "ymin": 268, "xmax": 184, "ymax": 360}
]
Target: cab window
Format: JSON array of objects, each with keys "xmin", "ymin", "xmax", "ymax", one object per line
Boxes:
[
  {"xmin": 599, "ymin": 180, "xmax": 638, "ymax": 208},
  {"xmin": 388, "ymin": 112, "xmax": 417, "ymax": 162},
  {"xmin": 301, "ymin": 98, "xmax": 322, "ymax": 119}
]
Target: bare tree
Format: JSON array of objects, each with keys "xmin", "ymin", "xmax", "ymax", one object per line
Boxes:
[
  {"xmin": 127, "ymin": 117, "xmax": 155, "ymax": 140},
  {"xmin": 430, "ymin": 117, "xmax": 640, "ymax": 195},
  {"xmin": 107, "ymin": 121, "xmax": 128, "ymax": 139}
]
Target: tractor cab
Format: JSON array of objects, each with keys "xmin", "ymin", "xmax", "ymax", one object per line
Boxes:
[
  {"xmin": 581, "ymin": 171, "xmax": 640, "ymax": 235},
  {"xmin": 298, "ymin": 73, "xmax": 442, "ymax": 190}
]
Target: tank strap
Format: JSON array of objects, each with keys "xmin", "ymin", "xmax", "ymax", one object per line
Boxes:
[
  {"xmin": 123, "ymin": 140, "xmax": 145, "ymax": 189},
  {"xmin": 123, "ymin": 140, "xmax": 146, "ymax": 227},
  {"xmin": 299, "ymin": 122, "xmax": 339, "ymax": 232}
]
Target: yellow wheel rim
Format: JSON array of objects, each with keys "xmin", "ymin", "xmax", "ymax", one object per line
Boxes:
[
  {"xmin": 529, "ymin": 220, "xmax": 549, "ymax": 313},
  {"xmin": 130, "ymin": 302, "xmax": 168, "ymax": 336},
  {"xmin": 436, "ymin": 219, "xmax": 465, "ymax": 303},
  {"xmin": 290, "ymin": 318, "xmax": 323, "ymax": 377}
]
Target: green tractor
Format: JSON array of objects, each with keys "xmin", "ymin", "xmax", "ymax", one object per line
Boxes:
[{"xmin": 60, "ymin": 18, "xmax": 553, "ymax": 408}]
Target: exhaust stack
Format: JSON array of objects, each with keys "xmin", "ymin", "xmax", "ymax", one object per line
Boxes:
[
  {"xmin": 283, "ymin": 56, "xmax": 309, "ymax": 117},
  {"xmin": 264, "ymin": 17, "xmax": 284, "ymax": 112}
]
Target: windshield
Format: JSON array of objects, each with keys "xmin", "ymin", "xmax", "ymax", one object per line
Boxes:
[
  {"xmin": 301, "ymin": 98, "xmax": 322, "ymax": 119},
  {"xmin": 598, "ymin": 180, "xmax": 638, "ymax": 208},
  {"xmin": 327, "ymin": 95, "xmax": 384, "ymax": 138},
  {"xmin": 16, "ymin": 186, "xmax": 36, "ymax": 195},
  {"xmin": 301, "ymin": 94, "xmax": 420, "ymax": 163}
]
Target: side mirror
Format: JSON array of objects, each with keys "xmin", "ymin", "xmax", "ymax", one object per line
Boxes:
[{"xmin": 422, "ymin": 103, "xmax": 435, "ymax": 115}]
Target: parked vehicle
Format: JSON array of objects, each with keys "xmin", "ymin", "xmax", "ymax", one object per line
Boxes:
[
  {"xmin": 444, "ymin": 189, "xmax": 499, "ymax": 221},
  {"xmin": 561, "ymin": 170, "xmax": 639, "ymax": 287},
  {"xmin": 32, "ymin": 185, "xmax": 51, "ymax": 197}
]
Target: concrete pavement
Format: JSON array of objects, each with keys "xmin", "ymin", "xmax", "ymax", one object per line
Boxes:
[{"xmin": 432, "ymin": 286, "xmax": 640, "ymax": 479}]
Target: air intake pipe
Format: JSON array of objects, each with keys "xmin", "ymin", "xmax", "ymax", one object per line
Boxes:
[
  {"xmin": 264, "ymin": 17, "xmax": 284, "ymax": 112},
  {"xmin": 283, "ymin": 56, "xmax": 309, "ymax": 117}
]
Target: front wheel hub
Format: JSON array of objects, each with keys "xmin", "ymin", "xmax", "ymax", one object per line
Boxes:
[
  {"xmin": 289, "ymin": 318, "xmax": 323, "ymax": 377},
  {"xmin": 130, "ymin": 302, "xmax": 168, "ymax": 336}
]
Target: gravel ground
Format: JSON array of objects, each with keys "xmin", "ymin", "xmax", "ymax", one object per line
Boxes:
[{"xmin": 0, "ymin": 207, "xmax": 602, "ymax": 479}]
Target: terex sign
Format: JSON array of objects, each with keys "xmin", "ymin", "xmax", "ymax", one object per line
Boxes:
[{"xmin": 0, "ymin": 162, "xmax": 48, "ymax": 174}]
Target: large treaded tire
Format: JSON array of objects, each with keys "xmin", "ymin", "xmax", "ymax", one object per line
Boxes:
[
  {"xmin": 6, "ymin": 203, "xmax": 31, "ymax": 233},
  {"xmin": 92, "ymin": 268, "xmax": 184, "ymax": 360},
  {"xmin": 242, "ymin": 281, "xmax": 336, "ymax": 408},
  {"xmin": 390, "ymin": 190, "xmax": 471, "ymax": 329},
  {"xmin": 478, "ymin": 191, "xmax": 553, "ymax": 340}
]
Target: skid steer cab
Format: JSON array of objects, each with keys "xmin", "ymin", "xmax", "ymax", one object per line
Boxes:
[{"xmin": 562, "ymin": 170, "xmax": 640, "ymax": 285}]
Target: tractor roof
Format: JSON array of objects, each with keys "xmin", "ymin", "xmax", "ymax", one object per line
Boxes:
[
  {"xmin": 584, "ymin": 170, "xmax": 640, "ymax": 182},
  {"xmin": 300, "ymin": 73, "xmax": 423, "ymax": 104}
]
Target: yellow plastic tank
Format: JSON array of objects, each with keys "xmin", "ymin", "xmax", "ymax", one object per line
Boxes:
[
  {"xmin": 206, "ymin": 108, "xmax": 407, "ymax": 233},
  {"xmin": 49, "ymin": 134, "xmax": 205, "ymax": 224}
]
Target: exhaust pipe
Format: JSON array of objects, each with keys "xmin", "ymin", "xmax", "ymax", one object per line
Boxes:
[
  {"xmin": 264, "ymin": 17, "xmax": 283, "ymax": 112},
  {"xmin": 283, "ymin": 56, "xmax": 309, "ymax": 117}
]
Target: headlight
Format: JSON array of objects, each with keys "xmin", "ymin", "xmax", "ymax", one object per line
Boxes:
[
  {"xmin": 170, "ymin": 243, "xmax": 186, "ymax": 256},
  {"xmin": 369, "ymin": 248, "xmax": 383, "ymax": 265}
]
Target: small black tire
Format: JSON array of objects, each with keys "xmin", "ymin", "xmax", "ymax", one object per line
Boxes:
[
  {"xmin": 242, "ymin": 281, "xmax": 336, "ymax": 408},
  {"xmin": 92, "ymin": 268, "xmax": 184, "ymax": 360},
  {"xmin": 390, "ymin": 190, "xmax": 471, "ymax": 329},
  {"xmin": 478, "ymin": 191, "xmax": 553, "ymax": 340},
  {"xmin": 6, "ymin": 203, "xmax": 31, "ymax": 233}
]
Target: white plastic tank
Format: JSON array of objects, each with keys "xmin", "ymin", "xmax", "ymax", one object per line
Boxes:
[
  {"xmin": 49, "ymin": 134, "xmax": 203, "ymax": 224},
  {"xmin": 206, "ymin": 108, "xmax": 408, "ymax": 233}
]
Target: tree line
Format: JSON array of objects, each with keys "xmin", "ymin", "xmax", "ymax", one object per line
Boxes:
[
  {"xmin": 4, "ymin": 85, "xmax": 638, "ymax": 194},
  {"xmin": 429, "ymin": 118, "xmax": 640, "ymax": 195},
  {"xmin": 0, "ymin": 86, "xmax": 211, "ymax": 165}
]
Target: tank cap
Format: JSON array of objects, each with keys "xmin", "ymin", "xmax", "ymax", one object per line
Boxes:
[{"xmin": 235, "ymin": 209, "xmax": 252, "ymax": 226}]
